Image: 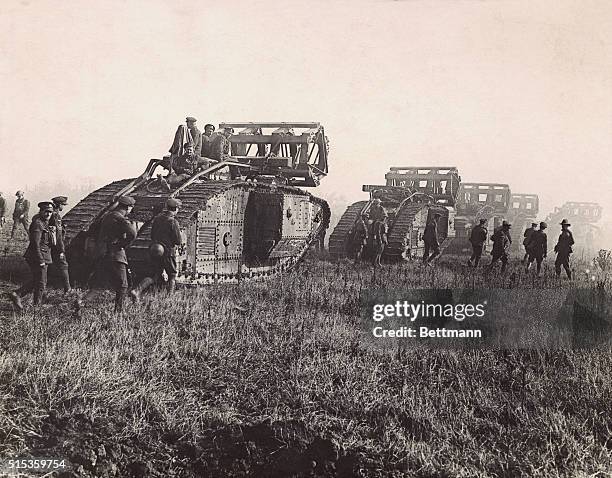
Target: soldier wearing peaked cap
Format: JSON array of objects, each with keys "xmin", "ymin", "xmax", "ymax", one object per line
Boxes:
[
  {"xmin": 130, "ymin": 197, "xmax": 183, "ymax": 300},
  {"xmin": 554, "ymin": 219, "xmax": 574, "ymax": 279},
  {"xmin": 79, "ymin": 196, "xmax": 137, "ymax": 313},
  {"xmin": 11, "ymin": 190, "xmax": 30, "ymax": 239},
  {"xmin": 186, "ymin": 116, "xmax": 202, "ymax": 157},
  {"xmin": 8, "ymin": 202, "xmax": 55, "ymax": 311},
  {"xmin": 525, "ymin": 222, "xmax": 548, "ymax": 277},
  {"xmin": 49, "ymin": 196, "xmax": 71, "ymax": 292}
]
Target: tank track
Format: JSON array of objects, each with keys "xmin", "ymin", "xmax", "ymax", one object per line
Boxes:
[
  {"xmin": 384, "ymin": 203, "xmax": 428, "ymax": 260},
  {"xmin": 328, "ymin": 201, "xmax": 368, "ymax": 258}
]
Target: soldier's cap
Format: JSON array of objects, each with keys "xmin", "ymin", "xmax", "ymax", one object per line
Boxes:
[
  {"xmin": 184, "ymin": 142, "xmax": 194, "ymax": 149},
  {"xmin": 502, "ymin": 222, "xmax": 511, "ymax": 229},
  {"xmin": 117, "ymin": 196, "xmax": 136, "ymax": 207},
  {"xmin": 15, "ymin": 190, "xmax": 24, "ymax": 196},
  {"xmin": 479, "ymin": 218, "xmax": 487, "ymax": 224},
  {"xmin": 38, "ymin": 201, "xmax": 54, "ymax": 212},
  {"xmin": 540, "ymin": 221, "xmax": 547, "ymax": 229},
  {"xmin": 560, "ymin": 219, "xmax": 571, "ymax": 226},
  {"xmin": 223, "ymin": 127, "xmax": 234, "ymax": 134},
  {"xmin": 372, "ymin": 198, "xmax": 382, "ymax": 204},
  {"xmin": 167, "ymin": 198, "xmax": 182, "ymax": 209},
  {"xmin": 186, "ymin": 116, "xmax": 197, "ymax": 123},
  {"xmin": 51, "ymin": 196, "xmax": 68, "ymax": 205},
  {"xmin": 531, "ymin": 222, "xmax": 538, "ymax": 227},
  {"xmin": 502, "ymin": 220, "xmax": 510, "ymax": 226},
  {"xmin": 204, "ymin": 123, "xmax": 215, "ymax": 130}
]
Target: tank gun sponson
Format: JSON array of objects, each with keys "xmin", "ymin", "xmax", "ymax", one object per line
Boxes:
[{"xmin": 62, "ymin": 122, "xmax": 331, "ymax": 286}]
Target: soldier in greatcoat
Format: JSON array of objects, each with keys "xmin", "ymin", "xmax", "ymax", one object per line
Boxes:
[
  {"xmin": 49, "ymin": 196, "xmax": 72, "ymax": 292},
  {"xmin": 468, "ymin": 218, "xmax": 488, "ymax": 267},
  {"xmin": 8, "ymin": 202, "xmax": 55, "ymax": 310},
  {"xmin": 11, "ymin": 190, "xmax": 30, "ymax": 238},
  {"xmin": 525, "ymin": 222, "xmax": 547, "ymax": 276},
  {"xmin": 487, "ymin": 222, "xmax": 511, "ymax": 273},
  {"xmin": 422, "ymin": 212, "xmax": 442, "ymax": 264},
  {"xmin": 554, "ymin": 219, "xmax": 574, "ymax": 279}
]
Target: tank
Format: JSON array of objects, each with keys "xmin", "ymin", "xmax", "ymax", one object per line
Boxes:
[
  {"xmin": 443, "ymin": 182, "xmax": 512, "ymax": 254},
  {"xmin": 329, "ymin": 167, "xmax": 461, "ymax": 261},
  {"xmin": 63, "ymin": 122, "xmax": 330, "ymax": 285},
  {"xmin": 507, "ymin": 193, "xmax": 539, "ymax": 251}
]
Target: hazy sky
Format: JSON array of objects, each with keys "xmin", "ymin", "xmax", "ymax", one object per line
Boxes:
[{"xmin": 1, "ymin": 0, "xmax": 611, "ymax": 220}]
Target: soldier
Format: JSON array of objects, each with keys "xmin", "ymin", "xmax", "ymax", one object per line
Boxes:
[
  {"xmin": 467, "ymin": 218, "xmax": 488, "ymax": 267},
  {"xmin": 554, "ymin": 219, "xmax": 574, "ymax": 279},
  {"xmin": 522, "ymin": 222, "xmax": 538, "ymax": 264},
  {"xmin": 49, "ymin": 196, "xmax": 72, "ymax": 292},
  {"xmin": 11, "ymin": 190, "xmax": 30, "ymax": 238},
  {"xmin": 186, "ymin": 116, "xmax": 202, "ymax": 157},
  {"xmin": 422, "ymin": 212, "xmax": 442, "ymax": 264},
  {"xmin": 79, "ymin": 196, "xmax": 136, "ymax": 313},
  {"xmin": 8, "ymin": 202, "xmax": 55, "ymax": 311},
  {"xmin": 201, "ymin": 123, "xmax": 216, "ymax": 158},
  {"xmin": 209, "ymin": 127, "xmax": 234, "ymax": 161},
  {"xmin": 166, "ymin": 143, "xmax": 209, "ymax": 185},
  {"xmin": 0, "ymin": 191, "xmax": 6, "ymax": 228},
  {"xmin": 525, "ymin": 221, "xmax": 547, "ymax": 276},
  {"xmin": 130, "ymin": 198, "xmax": 183, "ymax": 300},
  {"xmin": 487, "ymin": 221, "xmax": 511, "ymax": 273}
]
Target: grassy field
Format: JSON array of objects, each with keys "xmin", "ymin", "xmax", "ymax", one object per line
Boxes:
[{"xmin": 1, "ymin": 225, "xmax": 611, "ymax": 477}]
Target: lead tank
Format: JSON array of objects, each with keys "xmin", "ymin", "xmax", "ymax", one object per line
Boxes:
[{"xmin": 63, "ymin": 122, "xmax": 330, "ymax": 285}]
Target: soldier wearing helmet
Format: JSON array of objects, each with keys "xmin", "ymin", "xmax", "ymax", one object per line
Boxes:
[
  {"xmin": 11, "ymin": 190, "xmax": 30, "ymax": 239},
  {"xmin": 8, "ymin": 202, "xmax": 55, "ymax": 311},
  {"xmin": 554, "ymin": 219, "xmax": 574, "ymax": 279},
  {"xmin": 130, "ymin": 198, "xmax": 183, "ymax": 300},
  {"xmin": 525, "ymin": 221, "xmax": 548, "ymax": 277}
]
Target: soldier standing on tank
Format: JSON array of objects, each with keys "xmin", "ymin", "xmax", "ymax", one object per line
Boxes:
[
  {"xmin": 525, "ymin": 222, "xmax": 547, "ymax": 276},
  {"xmin": 521, "ymin": 222, "xmax": 538, "ymax": 264},
  {"xmin": 0, "ymin": 191, "xmax": 6, "ymax": 228},
  {"xmin": 49, "ymin": 196, "xmax": 72, "ymax": 293},
  {"xmin": 186, "ymin": 116, "xmax": 202, "ymax": 157},
  {"xmin": 487, "ymin": 222, "xmax": 511, "ymax": 273},
  {"xmin": 78, "ymin": 196, "xmax": 136, "ymax": 313},
  {"xmin": 467, "ymin": 218, "xmax": 488, "ymax": 267},
  {"xmin": 554, "ymin": 219, "xmax": 574, "ymax": 279},
  {"xmin": 209, "ymin": 127, "xmax": 234, "ymax": 161},
  {"xmin": 8, "ymin": 202, "xmax": 55, "ymax": 311},
  {"xmin": 201, "ymin": 123, "xmax": 216, "ymax": 158},
  {"xmin": 422, "ymin": 212, "xmax": 442, "ymax": 264},
  {"xmin": 130, "ymin": 198, "xmax": 183, "ymax": 300},
  {"xmin": 11, "ymin": 190, "xmax": 30, "ymax": 239}
]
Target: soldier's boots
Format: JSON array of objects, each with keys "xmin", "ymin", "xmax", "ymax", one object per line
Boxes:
[
  {"xmin": 168, "ymin": 278, "xmax": 176, "ymax": 294},
  {"xmin": 8, "ymin": 292, "xmax": 23, "ymax": 312},
  {"xmin": 130, "ymin": 277, "xmax": 155, "ymax": 302}
]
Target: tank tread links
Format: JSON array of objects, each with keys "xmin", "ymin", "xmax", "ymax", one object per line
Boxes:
[{"xmin": 63, "ymin": 122, "xmax": 331, "ymax": 285}]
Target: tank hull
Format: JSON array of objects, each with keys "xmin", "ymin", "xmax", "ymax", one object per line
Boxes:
[{"xmin": 63, "ymin": 179, "xmax": 329, "ymax": 286}]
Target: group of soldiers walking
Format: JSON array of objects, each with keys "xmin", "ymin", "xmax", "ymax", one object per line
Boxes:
[
  {"xmin": 0, "ymin": 190, "xmax": 33, "ymax": 238},
  {"xmin": 6, "ymin": 193, "xmax": 184, "ymax": 314},
  {"xmin": 353, "ymin": 198, "xmax": 577, "ymax": 278},
  {"xmin": 466, "ymin": 217, "xmax": 575, "ymax": 278}
]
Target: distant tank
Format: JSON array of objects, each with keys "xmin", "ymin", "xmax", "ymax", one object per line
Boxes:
[
  {"xmin": 444, "ymin": 182, "xmax": 512, "ymax": 254},
  {"xmin": 507, "ymin": 193, "xmax": 539, "ymax": 251},
  {"xmin": 329, "ymin": 167, "xmax": 461, "ymax": 261},
  {"xmin": 545, "ymin": 201, "xmax": 603, "ymax": 257},
  {"xmin": 63, "ymin": 122, "xmax": 330, "ymax": 285}
]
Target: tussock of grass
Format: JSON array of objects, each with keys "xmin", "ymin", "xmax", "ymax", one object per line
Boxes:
[{"xmin": 0, "ymin": 251, "xmax": 611, "ymax": 477}]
